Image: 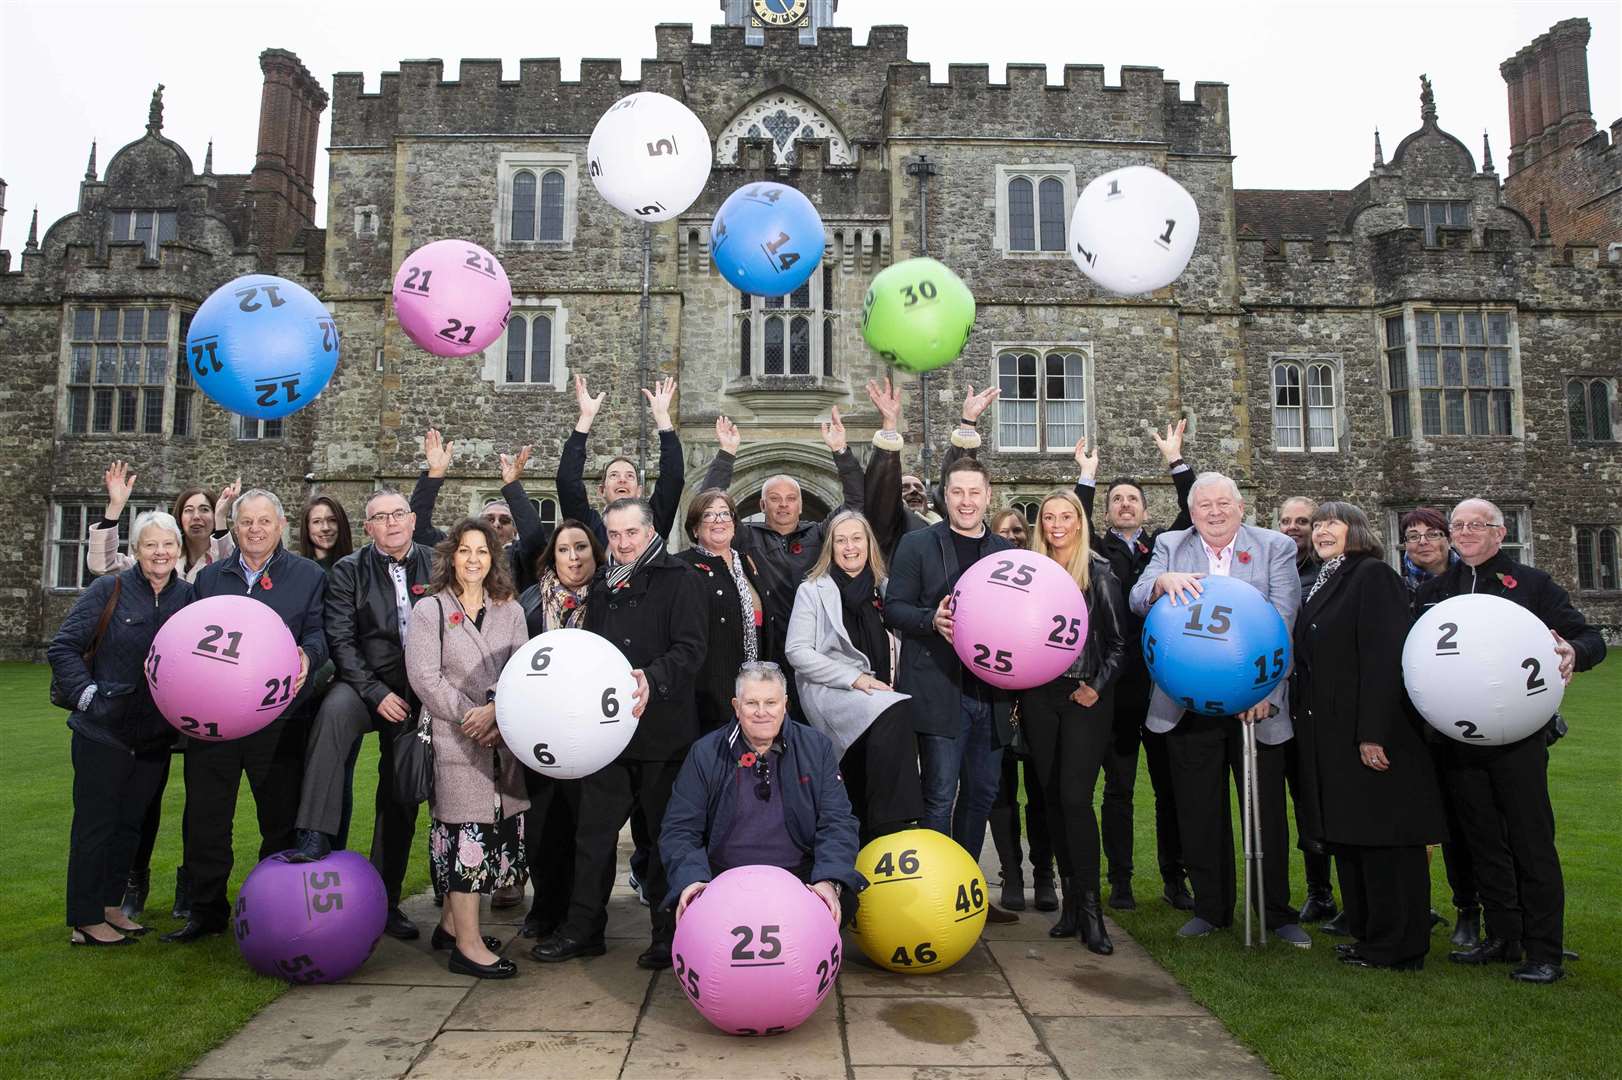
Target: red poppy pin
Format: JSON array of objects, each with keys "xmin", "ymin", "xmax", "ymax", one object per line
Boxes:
[
  {"xmin": 259, "ymin": 574, "xmax": 274, "ymax": 591},
  {"xmin": 411, "ymin": 583, "xmax": 426, "ymax": 596},
  {"xmin": 738, "ymin": 751, "xmax": 757, "ymax": 768},
  {"xmin": 448, "ymin": 611, "xmax": 463, "ymax": 625},
  {"xmin": 789, "ymin": 541, "xmax": 803, "ymax": 556},
  {"xmin": 1236, "ymin": 550, "xmax": 1252, "ymax": 565},
  {"xmin": 562, "ymin": 595, "xmax": 578, "ymax": 610},
  {"xmin": 1497, "ymin": 572, "xmax": 1518, "ymax": 590},
  {"xmin": 1136, "ymin": 541, "xmax": 1150, "ymax": 556}
]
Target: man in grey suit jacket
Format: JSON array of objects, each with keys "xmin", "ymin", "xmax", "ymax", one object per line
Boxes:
[{"xmin": 1128, "ymin": 472, "xmax": 1311, "ymax": 945}]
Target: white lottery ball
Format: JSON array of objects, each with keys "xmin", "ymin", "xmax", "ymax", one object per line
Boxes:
[
  {"xmin": 1068, "ymin": 165, "xmax": 1199, "ymax": 295},
  {"xmin": 495, "ymin": 628, "xmax": 639, "ymax": 778},
  {"xmin": 587, "ymin": 91, "xmax": 712, "ymax": 223},
  {"xmin": 1401, "ymin": 594, "xmax": 1565, "ymax": 746}
]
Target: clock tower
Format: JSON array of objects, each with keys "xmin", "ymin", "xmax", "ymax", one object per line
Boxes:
[{"xmin": 721, "ymin": 0, "xmax": 836, "ymax": 45}]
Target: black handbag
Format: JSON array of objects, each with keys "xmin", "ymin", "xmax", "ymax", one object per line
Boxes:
[
  {"xmin": 50, "ymin": 578, "xmax": 122, "ymax": 710},
  {"xmin": 389, "ymin": 598, "xmax": 441, "ymax": 805}
]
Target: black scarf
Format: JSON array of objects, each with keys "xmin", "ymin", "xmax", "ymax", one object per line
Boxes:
[
  {"xmin": 606, "ymin": 535, "xmax": 664, "ymax": 591},
  {"xmin": 833, "ymin": 566, "xmax": 890, "ymax": 685}
]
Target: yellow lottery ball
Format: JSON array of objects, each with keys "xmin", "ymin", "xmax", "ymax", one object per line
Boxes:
[{"xmin": 851, "ymin": 828, "xmax": 986, "ymax": 973}]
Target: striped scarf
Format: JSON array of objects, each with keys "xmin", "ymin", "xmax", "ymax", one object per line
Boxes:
[{"xmin": 606, "ymin": 535, "xmax": 664, "ymax": 592}]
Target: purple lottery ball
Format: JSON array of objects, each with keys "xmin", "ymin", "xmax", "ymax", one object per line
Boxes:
[{"xmin": 233, "ymin": 850, "xmax": 388, "ymax": 984}]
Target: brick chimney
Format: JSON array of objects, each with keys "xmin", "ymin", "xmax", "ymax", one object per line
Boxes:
[
  {"xmin": 1500, "ymin": 18, "xmax": 1594, "ymax": 175},
  {"xmin": 245, "ymin": 48, "xmax": 328, "ymax": 256}
]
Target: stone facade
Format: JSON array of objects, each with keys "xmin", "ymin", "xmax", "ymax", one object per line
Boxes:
[{"xmin": 0, "ymin": 15, "xmax": 1617, "ymax": 658}]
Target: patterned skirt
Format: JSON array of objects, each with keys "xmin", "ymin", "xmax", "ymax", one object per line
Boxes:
[{"xmin": 429, "ymin": 808, "xmax": 526, "ymax": 896}]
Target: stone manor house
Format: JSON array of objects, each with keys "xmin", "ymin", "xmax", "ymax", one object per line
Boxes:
[{"xmin": 0, "ymin": 6, "xmax": 1617, "ymax": 656}]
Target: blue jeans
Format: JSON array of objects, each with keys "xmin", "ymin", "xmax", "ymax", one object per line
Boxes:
[{"xmin": 918, "ymin": 696, "xmax": 1002, "ymax": 861}]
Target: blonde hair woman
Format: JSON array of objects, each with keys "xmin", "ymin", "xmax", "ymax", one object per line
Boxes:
[
  {"xmin": 1020, "ymin": 489, "xmax": 1128, "ymax": 954},
  {"xmin": 785, "ymin": 510, "xmax": 923, "ymax": 842}
]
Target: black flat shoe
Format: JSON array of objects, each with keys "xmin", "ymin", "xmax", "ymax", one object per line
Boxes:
[
  {"xmin": 1449, "ymin": 937, "xmax": 1522, "ymax": 965},
  {"xmin": 71, "ymin": 927, "xmax": 135, "ymax": 947},
  {"xmin": 984, "ymin": 903, "xmax": 1019, "ymax": 925},
  {"xmin": 999, "ymin": 872, "xmax": 1026, "ymax": 912},
  {"xmin": 1162, "ymin": 882, "xmax": 1195, "ymax": 912},
  {"xmin": 449, "ymin": 947, "xmax": 518, "ymax": 979},
  {"xmin": 520, "ymin": 917, "xmax": 560, "ymax": 940},
  {"xmin": 1108, "ymin": 881, "xmax": 1137, "ymax": 911},
  {"xmin": 287, "ymin": 829, "xmax": 332, "ymax": 865},
  {"xmin": 637, "ymin": 942, "xmax": 673, "ymax": 970},
  {"xmin": 530, "ymin": 933, "xmax": 606, "ymax": 963},
  {"xmin": 430, "ymin": 925, "xmax": 503, "ymax": 953},
  {"xmin": 160, "ymin": 919, "xmax": 226, "ymax": 944},
  {"xmin": 1509, "ymin": 961, "xmax": 1565, "ymax": 984},
  {"xmin": 384, "ymin": 907, "xmax": 420, "ymax": 941},
  {"xmin": 1319, "ymin": 910, "xmax": 1351, "ymax": 937},
  {"xmin": 1298, "ymin": 893, "xmax": 1338, "ymax": 924},
  {"xmin": 1032, "ymin": 876, "xmax": 1058, "ymax": 913},
  {"xmin": 109, "ymin": 924, "xmax": 150, "ymax": 937}
]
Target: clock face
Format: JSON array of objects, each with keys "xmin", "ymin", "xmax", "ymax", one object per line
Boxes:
[{"xmin": 751, "ymin": 0, "xmax": 809, "ymax": 28}]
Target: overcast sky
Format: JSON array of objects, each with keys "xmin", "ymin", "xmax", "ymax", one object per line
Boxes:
[{"xmin": 2, "ymin": 0, "xmax": 1616, "ymax": 243}]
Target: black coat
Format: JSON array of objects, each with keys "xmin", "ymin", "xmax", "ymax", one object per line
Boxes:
[
  {"xmin": 584, "ymin": 548, "xmax": 709, "ymax": 762},
  {"xmin": 48, "ymin": 564, "xmax": 195, "ymax": 752},
  {"xmin": 410, "ymin": 474, "xmax": 554, "ymax": 593},
  {"xmin": 1291, "ymin": 556, "xmax": 1446, "ymax": 847},
  {"xmin": 883, "ymin": 521, "xmax": 1015, "ymax": 740},
  {"xmin": 674, "ymin": 548, "xmax": 773, "ymax": 730},
  {"xmin": 192, "ymin": 546, "xmax": 331, "ymax": 717},
  {"xmin": 1077, "ymin": 467, "xmax": 1193, "ymax": 693},
  {"xmin": 1072, "ymin": 555, "xmax": 1129, "ymax": 691},
  {"xmin": 862, "ymin": 442, "xmax": 976, "ymax": 563},
  {"xmin": 324, "ymin": 543, "xmax": 436, "ymax": 712}
]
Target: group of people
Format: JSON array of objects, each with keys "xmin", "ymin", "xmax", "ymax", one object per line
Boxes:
[{"xmin": 51, "ymin": 375, "xmax": 1604, "ymax": 988}]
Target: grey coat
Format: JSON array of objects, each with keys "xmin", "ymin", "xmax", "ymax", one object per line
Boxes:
[
  {"xmin": 1128, "ymin": 523, "xmax": 1302, "ymax": 745},
  {"xmin": 405, "ymin": 593, "xmax": 531, "ymax": 824},
  {"xmin": 784, "ymin": 575, "xmax": 910, "ymax": 757}
]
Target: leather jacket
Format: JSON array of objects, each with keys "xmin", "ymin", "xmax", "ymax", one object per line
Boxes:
[
  {"xmin": 325, "ymin": 542, "xmax": 436, "ymax": 711},
  {"xmin": 1070, "ymin": 554, "xmax": 1128, "ymax": 690}
]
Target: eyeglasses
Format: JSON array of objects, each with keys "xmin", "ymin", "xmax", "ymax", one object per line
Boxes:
[
  {"xmin": 1403, "ymin": 530, "xmax": 1447, "ymax": 543},
  {"xmin": 1448, "ymin": 521, "xmax": 1503, "ymax": 534},
  {"xmin": 753, "ymin": 756, "xmax": 772, "ymax": 802},
  {"xmin": 365, "ymin": 509, "xmax": 411, "ymax": 525},
  {"xmin": 700, "ymin": 511, "xmax": 734, "ymax": 523}
]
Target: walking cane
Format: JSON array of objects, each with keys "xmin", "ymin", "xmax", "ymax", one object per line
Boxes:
[{"xmin": 1242, "ymin": 718, "xmax": 1267, "ymax": 948}]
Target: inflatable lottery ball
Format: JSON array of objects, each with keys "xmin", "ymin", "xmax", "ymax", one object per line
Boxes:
[
  {"xmin": 1402, "ymin": 593, "xmax": 1566, "ymax": 745},
  {"xmin": 710, "ymin": 182, "xmax": 825, "ymax": 298},
  {"xmin": 852, "ymin": 829, "xmax": 986, "ymax": 974},
  {"xmin": 495, "ymin": 628, "xmax": 640, "ymax": 778},
  {"xmin": 1140, "ymin": 575, "xmax": 1291, "ymax": 717},
  {"xmin": 185, "ymin": 274, "xmax": 338, "ymax": 420},
  {"xmin": 587, "ymin": 91, "xmax": 712, "ymax": 222},
  {"xmin": 950, "ymin": 551, "xmax": 1089, "ymax": 691},
  {"xmin": 670, "ymin": 865, "xmax": 843, "ymax": 1036},
  {"xmin": 1068, "ymin": 165, "xmax": 1200, "ymax": 295},
  {"xmin": 145, "ymin": 594, "xmax": 302, "ymax": 742},
  {"xmin": 392, "ymin": 240, "xmax": 512, "ymax": 358},
  {"xmin": 860, "ymin": 257, "xmax": 976, "ymax": 373},
  {"xmin": 233, "ymin": 850, "xmax": 388, "ymax": 983}
]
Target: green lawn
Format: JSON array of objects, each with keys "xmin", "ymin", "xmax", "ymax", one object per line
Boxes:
[
  {"xmin": 0, "ymin": 663, "xmax": 430, "ymax": 1080},
  {"xmin": 1, "ymin": 660, "xmax": 1615, "ymax": 1079},
  {"xmin": 1102, "ymin": 659, "xmax": 1621, "ymax": 1080}
]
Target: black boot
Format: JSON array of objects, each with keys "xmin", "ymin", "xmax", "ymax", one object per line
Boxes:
[
  {"xmin": 1032, "ymin": 874, "xmax": 1059, "ymax": 913},
  {"xmin": 1048, "ymin": 877, "xmax": 1078, "ymax": 938},
  {"xmin": 1080, "ymin": 888, "xmax": 1114, "ymax": 955},
  {"xmin": 121, "ymin": 867, "xmax": 151, "ymax": 921},
  {"xmin": 170, "ymin": 867, "xmax": 191, "ymax": 920},
  {"xmin": 1000, "ymin": 868, "xmax": 1026, "ymax": 911},
  {"xmin": 1450, "ymin": 906, "xmax": 1482, "ymax": 950}
]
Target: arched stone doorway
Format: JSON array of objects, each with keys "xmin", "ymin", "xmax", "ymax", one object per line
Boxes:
[{"xmin": 674, "ymin": 441, "xmax": 846, "ymax": 548}]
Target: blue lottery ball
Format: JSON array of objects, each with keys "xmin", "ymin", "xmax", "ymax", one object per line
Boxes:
[
  {"xmin": 711, "ymin": 182, "xmax": 824, "ymax": 297},
  {"xmin": 1140, "ymin": 575, "xmax": 1292, "ymax": 717},
  {"xmin": 185, "ymin": 274, "xmax": 338, "ymax": 420}
]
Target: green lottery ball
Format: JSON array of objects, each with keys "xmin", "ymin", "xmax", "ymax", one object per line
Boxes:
[{"xmin": 860, "ymin": 258, "xmax": 976, "ymax": 373}]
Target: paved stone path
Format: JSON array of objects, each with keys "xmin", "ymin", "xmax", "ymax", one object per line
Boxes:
[{"xmin": 186, "ymin": 838, "xmax": 1270, "ymax": 1080}]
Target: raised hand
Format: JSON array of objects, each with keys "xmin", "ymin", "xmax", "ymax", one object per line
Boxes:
[
  {"xmin": 423, "ymin": 428, "xmax": 454, "ymax": 477},
  {"xmin": 642, "ymin": 376, "xmax": 677, "ymax": 431},
  {"xmin": 715, "ymin": 415, "xmax": 741, "ymax": 456},
  {"xmin": 103, "ymin": 460, "xmax": 136, "ymax": 519},
  {"xmin": 1074, "ymin": 437, "xmax": 1099, "ymax": 478},
  {"xmin": 821, "ymin": 405, "xmax": 848, "ymax": 454},
  {"xmin": 1151, "ymin": 418, "xmax": 1187, "ymax": 465},
  {"xmin": 214, "ymin": 476, "xmax": 243, "ymax": 521},
  {"xmin": 961, "ymin": 383, "xmax": 1000, "ymax": 424},
  {"xmin": 500, "ymin": 445, "xmax": 533, "ymax": 485},
  {"xmin": 866, "ymin": 377, "xmax": 902, "ymax": 431},
  {"xmin": 574, "ymin": 374, "xmax": 606, "ymax": 433}
]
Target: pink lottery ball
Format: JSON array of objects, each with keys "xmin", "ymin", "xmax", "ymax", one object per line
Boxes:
[
  {"xmin": 670, "ymin": 865, "xmax": 843, "ymax": 1036},
  {"xmin": 951, "ymin": 551, "xmax": 1089, "ymax": 690},
  {"xmin": 145, "ymin": 595, "xmax": 302, "ymax": 741},
  {"xmin": 391, "ymin": 239, "xmax": 513, "ymax": 358}
]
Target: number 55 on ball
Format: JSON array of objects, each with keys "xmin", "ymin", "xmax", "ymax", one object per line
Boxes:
[{"xmin": 495, "ymin": 628, "xmax": 639, "ymax": 779}]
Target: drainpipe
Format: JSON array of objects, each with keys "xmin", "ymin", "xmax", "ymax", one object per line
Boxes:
[
  {"xmin": 904, "ymin": 154, "xmax": 939, "ymax": 473},
  {"xmin": 638, "ymin": 222, "xmax": 652, "ymax": 479}
]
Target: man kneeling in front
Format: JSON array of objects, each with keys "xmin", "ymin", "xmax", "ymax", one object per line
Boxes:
[{"xmin": 661, "ymin": 661, "xmax": 866, "ymax": 924}]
